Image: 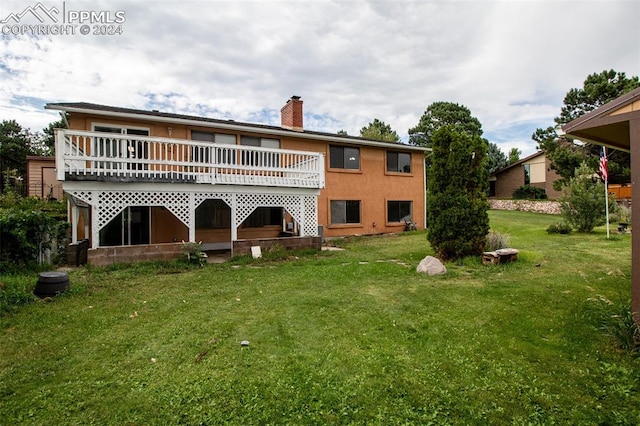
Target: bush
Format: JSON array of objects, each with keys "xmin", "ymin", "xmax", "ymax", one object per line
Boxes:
[
  {"xmin": 180, "ymin": 241, "xmax": 207, "ymax": 266},
  {"xmin": 513, "ymin": 185, "xmax": 547, "ymax": 200},
  {"xmin": 546, "ymin": 222, "xmax": 572, "ymax": 234},
  {"xmin": 611, "ymin": 204, "xmax": 632, "ymax": 224},
  {"xmin": 560, "ymin": 163, "xmax": 615, "ymax": 233},
  {"xmin": 485, "ymin": 230, "xmax": 510, "ymax": 251},
  {"xmin": 0, "ymin": 193, "xmax": 69, "ymax": 272}
]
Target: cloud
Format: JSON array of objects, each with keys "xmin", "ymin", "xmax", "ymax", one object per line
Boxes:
[{"xmin": 1, "ymin": 0, "xmax": 638, "ymax": 156}]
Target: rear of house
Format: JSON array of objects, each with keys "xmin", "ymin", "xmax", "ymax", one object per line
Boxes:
[{"xmin": 47, "ymin": 97, "xmax": 428, "ymax": 265}]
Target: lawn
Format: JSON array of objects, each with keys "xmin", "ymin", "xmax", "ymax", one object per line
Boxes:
[{"xmin": 1, "ymin": 210, "xmax": 638, "ymax": 425}]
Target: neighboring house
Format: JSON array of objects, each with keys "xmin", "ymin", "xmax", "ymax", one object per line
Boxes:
[
  {"xmin": 489, "ymin": 151, "xmax": 563, "ymax": 200},
  {"xmin": 26, "ymin": 156, "xmax": 63, "ymax": 200},
  {"xmin": 45, "ymin": 97, "xmax": 428, "ymax": 265}
]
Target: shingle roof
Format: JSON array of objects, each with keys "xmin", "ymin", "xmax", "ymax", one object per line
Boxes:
[{"xmin": 45, "ymin": 102, "xmax": 429, "ymax": 152}]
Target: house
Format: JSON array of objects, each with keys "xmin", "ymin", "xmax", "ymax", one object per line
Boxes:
[
  {"xmin": 561, "ymin": 86, "xmax": 640, "ymax": 323},
  {"xmin": 489, "ymin": 151, "xmax": 563, "ymax": 199},
  {"xmin": 45, "ymin": 96, "xmax": 428, "ymax": 266}
]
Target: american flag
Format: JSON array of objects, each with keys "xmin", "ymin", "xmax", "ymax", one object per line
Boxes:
[{"xmin": 599, "ymin": 147, "xmax": 608, "ymax": 183}]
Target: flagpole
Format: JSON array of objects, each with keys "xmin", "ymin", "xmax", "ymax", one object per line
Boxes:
[
  {"xmin": 603, "ymin": 147, "xmax": 610, "ymax": 239},
  {"xmin": 605, "ymin": 177, "xmax": 610, "ymax": 239}
]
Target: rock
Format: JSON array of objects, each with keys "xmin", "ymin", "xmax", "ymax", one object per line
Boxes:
[
  {"xmin": 240, "ymin": 340, "xmax": 250, "ymax": 347},
  {"xmin": 416, "ymin": 256, "xmax": 447, "ymax": 275}
]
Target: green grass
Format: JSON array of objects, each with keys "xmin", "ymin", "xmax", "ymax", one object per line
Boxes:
[{"xmin": 1, "ymin": 210, "xmax": 638, "ymax": 425}]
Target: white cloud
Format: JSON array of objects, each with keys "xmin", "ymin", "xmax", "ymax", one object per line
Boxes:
[{"xmin": 1, "ymin": 0, "xmax": 638, "ymax": 156}]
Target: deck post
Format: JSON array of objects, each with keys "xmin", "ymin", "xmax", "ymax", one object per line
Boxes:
[{"xmin": 630, "ymin": 118, "xmax": 640, "ymax": 324}]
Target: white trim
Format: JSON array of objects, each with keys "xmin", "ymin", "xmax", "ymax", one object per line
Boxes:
[{"xmin": 62, "ymin": 180, "xmax": 320, "ymax": 197}]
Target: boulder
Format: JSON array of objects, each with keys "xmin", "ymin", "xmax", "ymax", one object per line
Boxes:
[{"xmin": 416, "ymin": 256, "xmax": 447, "ymax": 275}]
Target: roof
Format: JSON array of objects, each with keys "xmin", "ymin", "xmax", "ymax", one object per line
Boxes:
[
  {"xmin": 491, "ymin": 151, "xmax": 545, "ymax": 176},
  {"xmin": 45, "ymin": 102, "xmax": 430, "ymax": 152},
  {"xmin": 561, "ymin": 87, "xmax": 640, "ymax": 152}
]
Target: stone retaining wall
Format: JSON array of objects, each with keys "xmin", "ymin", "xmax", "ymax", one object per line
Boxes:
[{"xmin": 489, "ymin": 199, "xmax": 561, "ymax": 215}]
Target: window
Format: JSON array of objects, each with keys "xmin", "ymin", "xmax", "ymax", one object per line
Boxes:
[
  {"xmin": 387, "ymin": 201, "xmax": 412, "ymax": 223},
  {"xmin": 243, "ymin": 207, "xmax": 283, "ymax": 228},
  {"xmin": 191, "ymin": 131, "xmax": 236, "ymax": 164},
  {"xmin": 524, "ymin": 164, "xmax": 531, "ymax": 185},
  {"xmin": 93, "ymin": 125, "xmax": 150, "ymax": 170},
  {"xmin": 330, "ymin": 200, "xmax": 361, "ymax": 224},
  {"xmin": 387, "ymin": 151, "xmax": 411, "ymax": 173},
  {"xmin": 240, "ymin": 136, "xmax": 280, "ymax": 166},
  {"xmin": 329, "ymin": 145, "xmax": 360, "ymax": 170},
  {"xmin": 196, "ymin": 199, "xmax": 231, "ymax": 229}
]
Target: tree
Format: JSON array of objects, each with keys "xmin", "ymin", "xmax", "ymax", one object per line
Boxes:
[
  {"xmin": 41, "ymin": 112, "xmax": 69, "ymax": 154},
  {"xmin": 409, "ymin": 101, "xmax": 483, "ymax": 148},
  {"xmin": 486, "ymin": 142, "xmax": 508, "ymax": 174},
  {"xmin": 359, "ymin": 118, "xmax": 400, "ymax": 142},
  {"xmin": 560, "ymin": 162, "xmax": 615, "ymax": 233},
  {"xmin": 534, "ymin": 70, "xmax": 639, "ymax": 186},
  {"xmin": 427, "ymin": 126, "xmax": 489, "ymax": 260},
  {"xmin": 0, "ymin": 120, "xmax": 34, "ymax": 188},
  {"xmin": 0, "ymin": 119, "xmax": 59, "ymax": 193},
  {"xmin": 508, "ymin": 147, "xmax": 521, "ymax": 164}
]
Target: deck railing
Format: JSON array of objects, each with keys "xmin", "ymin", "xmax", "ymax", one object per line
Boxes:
[{"xmin": 56, "ymin": 129, "xmax": 325, "ymax": 189}]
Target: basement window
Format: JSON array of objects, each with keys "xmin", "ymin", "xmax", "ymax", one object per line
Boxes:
[
  {"xmin": 387, "ymin": 201, "xmax": 412, "ymax": 223},
  {"xmin": 330, "ymin": 200, "xmax": 361, "ymax": 224}
]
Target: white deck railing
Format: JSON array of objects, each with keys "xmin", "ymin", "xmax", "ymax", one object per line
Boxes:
[{"xmin": 56, "ymin": 129, "xmax": 325, "ymax": 189}]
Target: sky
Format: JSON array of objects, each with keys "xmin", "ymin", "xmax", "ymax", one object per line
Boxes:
[{"xmin": 1, "ymin": 0, "xmax": 639, "ymax": 157}]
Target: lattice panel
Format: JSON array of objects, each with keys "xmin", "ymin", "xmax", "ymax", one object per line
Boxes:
[
  {"xmin": 235, "ymin": 194, "xmax": 301, "ymax": 227},
  {"xmin": 194, "ymin": 192, "xmax": 233, "ymax": 209},
  {"xmin": 67, "ymin": 190, "xmax": 94, "ymax": 206},
  {"xmin": 303, "ymin": 196, "xmax": 318, "ymax": 236},
  {"xmin": 67, "ymin": 188, "xmax": 318, "ymax": 239},
  {"xmin": 94, "ymin": 191, "xmax": 191, "ymax": 230}
]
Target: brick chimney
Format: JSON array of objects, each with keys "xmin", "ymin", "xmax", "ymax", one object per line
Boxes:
[{"xmin": 281, "ymin": 96, "xmax": 303, "ymax": 131}]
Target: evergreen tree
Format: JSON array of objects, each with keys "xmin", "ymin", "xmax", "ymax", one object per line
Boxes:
[
  {"xmin": 427, "ymin": 126, "xmax": 489, "ymax": 260},
  {"xmin": 359, "ymin": 118, "xmax": 400, "ymax": 142},
  {"xmin": 486, "ymin": 142, "xmax": 508, "ymax": 174},
  {"xmin": 508, "ymin": 147, "xmax": 521, "ymax": 164},
  {"xmin": 409, "ymin": 102, "xmax": 483, "ymax": 148}
]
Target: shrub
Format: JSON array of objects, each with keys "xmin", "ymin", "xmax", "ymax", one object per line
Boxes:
[
  {"xmin": 180, "ymin": 241, "xmax": 207, "ymax": 266},
  {"xmin": 0, "ymin": 193, "xmax": 69, "ymax": 272},
  {"xmin": 546, "ymin": 223, "xmax": 572, "ymax": 234},
  {"xmin": 560, "ymin": 163, "xmax": 615, "ymax": 233},
  {"xmin": 427, "ymin": 127, "xmax": 489, "ymax": 260},
  {"xmin": 484, "ymin": 230, "xmax": 510, "ymax": 251},
  {"xmin": 611, "ymin": 204, "xmax": 631, "ymax": 224},
  {"xmin": 513, "ymin": 185, "xmax": 547, "ymax": 200}
]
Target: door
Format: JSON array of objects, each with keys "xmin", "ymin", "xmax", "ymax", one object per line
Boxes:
[{"xmin": 99, "ymin": 206, "xmax": 150, "ymax": 246}]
